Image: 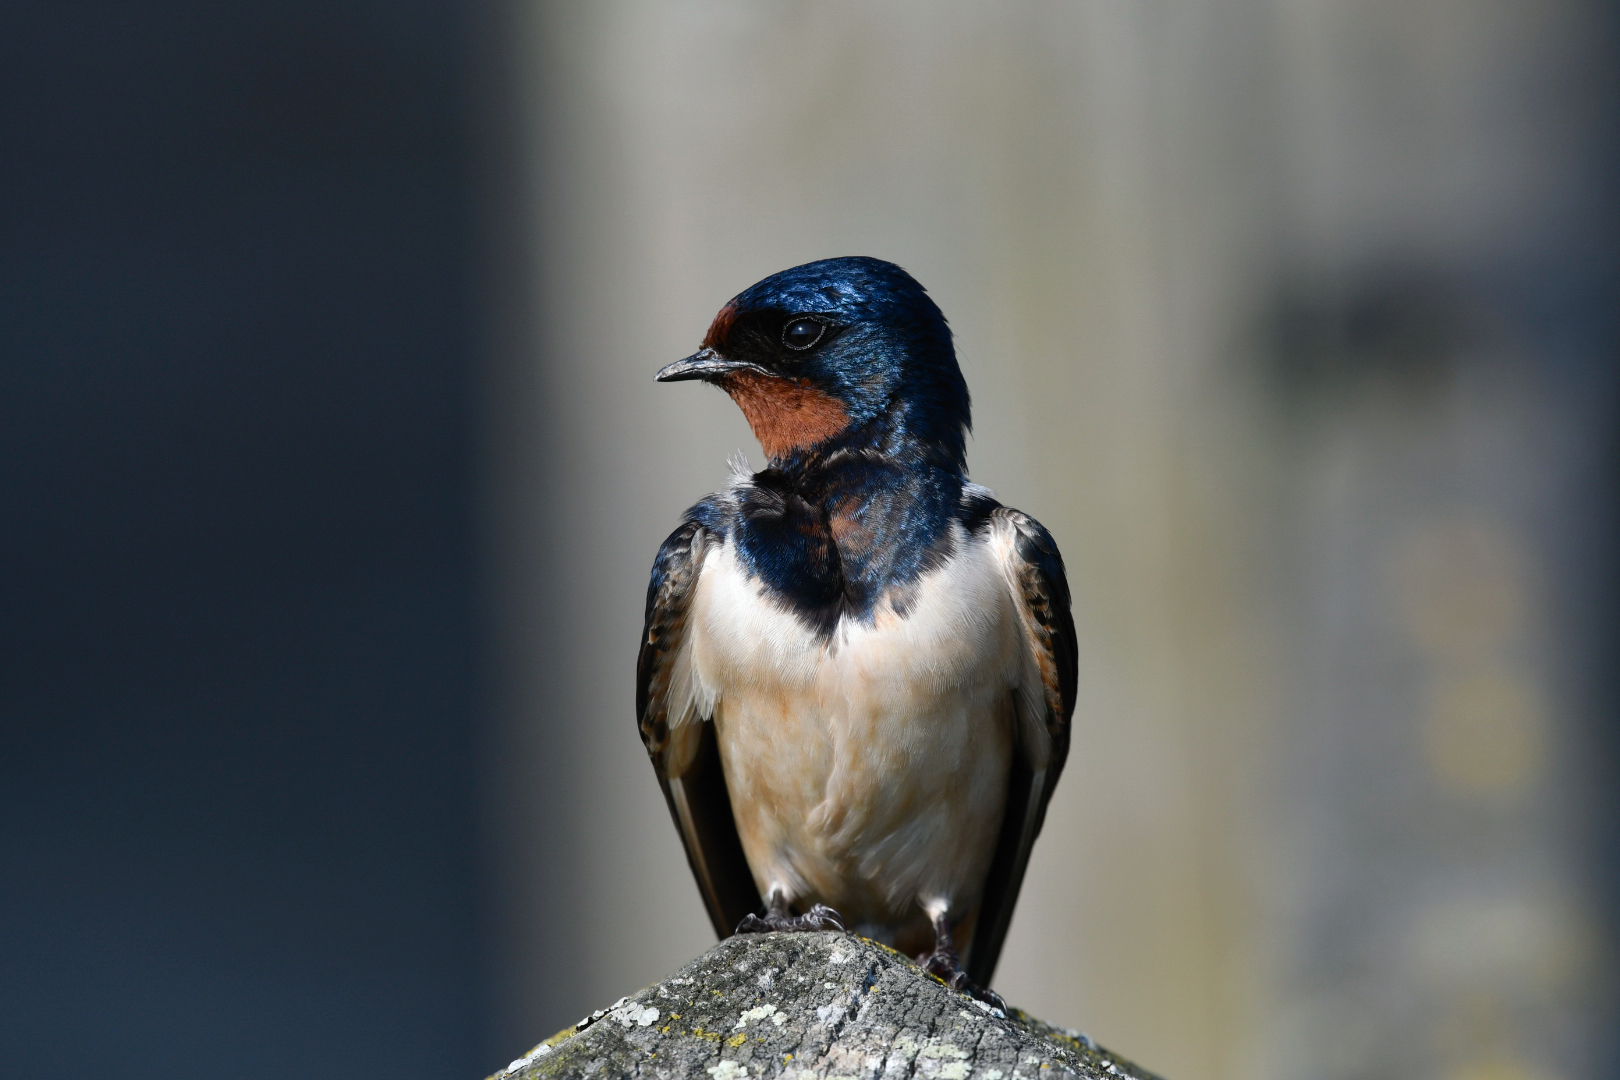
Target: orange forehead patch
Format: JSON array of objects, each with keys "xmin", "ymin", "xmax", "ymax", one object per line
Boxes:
[
  {"xmin": 722, "ymin": 370, "xmax": 850, "ymax": 460},
  {"xmin": 702, "ymin": 303, "xmax": 739, "ymax": 352}
]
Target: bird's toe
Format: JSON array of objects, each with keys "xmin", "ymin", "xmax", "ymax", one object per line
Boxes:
[
  {"xmin": 733, "ymin": 903, "xmax": 847, "ymax": 936},
  {"xmin": 919, "ymin": 944, "xmax": 1006, "ymax": 1015}
]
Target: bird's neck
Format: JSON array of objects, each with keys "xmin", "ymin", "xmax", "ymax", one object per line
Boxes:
[
  {"xmin": 775, "ymin": 412, "xmax": 968, "ymax": 536},
  {"xmin": 768, "ymin": 409, "xmax": 962, "ymax": 477}
]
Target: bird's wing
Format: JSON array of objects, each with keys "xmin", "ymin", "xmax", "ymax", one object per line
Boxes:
[
  {"xmin": 637, "ymin": 520, "xmax": 763, "ymax": 938},
  {"xmin": 964, "ymin": 507, "xmax": 1078, "ymax": 987}
]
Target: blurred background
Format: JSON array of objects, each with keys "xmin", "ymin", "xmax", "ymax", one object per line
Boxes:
[{"xmin": 3, "ymin": 3, "xmax": 1616, "ymax": 1080}]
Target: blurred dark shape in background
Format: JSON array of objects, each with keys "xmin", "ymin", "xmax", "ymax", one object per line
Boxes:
[
  {"xmin": 1264, "ymin": 263, "xmax": 1471, "ymax": 393},
  {"xmin": 0, "ymin": 2, "xmax": 482, "ymax": 1077}
]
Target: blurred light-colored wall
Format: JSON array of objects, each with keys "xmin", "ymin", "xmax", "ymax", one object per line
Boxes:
[{"xmin": 480, "ymin": 4, "xmax": 1617, "ymax": 1080}]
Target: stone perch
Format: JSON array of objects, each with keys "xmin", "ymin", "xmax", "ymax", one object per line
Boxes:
[{"xmin": 490, "ymin": 932, "xmax": 1161, "ymax": 1080}]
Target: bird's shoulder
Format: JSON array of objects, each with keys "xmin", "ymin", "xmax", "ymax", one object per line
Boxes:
[
  {"xmin": 637, "ymin": 510, "xmax": 718, "ymax": 754},
  {"xmin": 973, "ymin": 493, "xmax": 1077, "ymax": 758}
]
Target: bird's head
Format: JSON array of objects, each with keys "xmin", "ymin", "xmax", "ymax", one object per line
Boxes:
[{"xmin": 657, "ymin": 257, "xmax": 971, "ymax": 472}]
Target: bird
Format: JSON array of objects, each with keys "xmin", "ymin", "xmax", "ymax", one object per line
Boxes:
[{"xmin": 637, "ymin": 256, "xmax": 1075, "ymax": 1005}]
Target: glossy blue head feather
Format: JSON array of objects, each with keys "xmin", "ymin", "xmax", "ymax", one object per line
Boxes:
[{"xmin": 659, "ymin": 257, "xmax": 972, "ymax": 472}]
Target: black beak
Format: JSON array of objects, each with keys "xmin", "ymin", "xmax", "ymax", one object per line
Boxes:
[{"xmin": 655, "ymin": 348, "xmax": 767, "ymax": 383}]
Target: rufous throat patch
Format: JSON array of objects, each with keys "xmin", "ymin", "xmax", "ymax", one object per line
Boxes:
[{"xmin": 723, "ymin": 371, "xmax": 850, "ymax": 460}]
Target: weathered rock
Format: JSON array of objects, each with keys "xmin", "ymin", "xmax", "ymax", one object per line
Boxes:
[{"xmin": 491, "ymin": 932, "xmax": 1161, "ymax": 1080}]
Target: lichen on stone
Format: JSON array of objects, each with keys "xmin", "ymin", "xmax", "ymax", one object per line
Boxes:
[{"xmin": 488, "ymin": 932, "xmax": 1161, "ymax": 1080}]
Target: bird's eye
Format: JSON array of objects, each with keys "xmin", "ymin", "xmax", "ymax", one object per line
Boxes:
[{"xmin": 782, "ymin": 318, "xmax": 825, "ymax": 351}]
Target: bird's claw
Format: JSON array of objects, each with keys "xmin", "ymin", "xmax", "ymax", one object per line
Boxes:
[
  {"xmin": 735, "ymin": 902, "xmax": 846, "ymax": 935},
  {"xmin": 919, "ymin": 946, "xmax": 1008, "ymax": 1013}
]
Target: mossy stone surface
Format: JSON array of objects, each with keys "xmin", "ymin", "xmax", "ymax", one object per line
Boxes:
[{"xmin": 491, "ymin": 932, "xmax": 1160, "ymax": 1080}]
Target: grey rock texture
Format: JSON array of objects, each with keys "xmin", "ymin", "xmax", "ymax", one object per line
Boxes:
[{"xmin": 491, "ymin": 932, "xmax": 1161, "ymax": 1080}]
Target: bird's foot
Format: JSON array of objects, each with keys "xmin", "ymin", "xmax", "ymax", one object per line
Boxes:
[
  {"xmin": 735, "ymin": 902, "xmax": 845, "ymax": 935},
  {"xmin": 917, "ymin": 944, "xmax": 1008, "ymax": 1012}
]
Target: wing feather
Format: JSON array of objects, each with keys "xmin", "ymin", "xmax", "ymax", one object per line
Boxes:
[
  {"xmin": 637, "ymin": 520, "xmax": 763, "ymax": 938},
  {"xmin": 965, "ymin": 507, "xmax": 1078, "ymax": 986}
]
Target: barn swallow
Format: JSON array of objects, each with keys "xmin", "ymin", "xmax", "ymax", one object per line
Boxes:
[{"xmin": 638, "ymin": 257, "xmax": 1075, "ymax": 1005}]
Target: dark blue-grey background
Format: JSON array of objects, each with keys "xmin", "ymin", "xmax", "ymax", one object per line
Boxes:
[{"xmin": 1, "ymin": 2, "xmax": 483, "ymax": 1076}]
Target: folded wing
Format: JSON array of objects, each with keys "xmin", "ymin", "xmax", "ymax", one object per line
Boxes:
[
  {"xmin": 637, "ymin": 520, "xmax": 763, "ymax": 937},
  {"xmin": 964, "ymin": 507, "xmax": 1078, "ymax": 986}
]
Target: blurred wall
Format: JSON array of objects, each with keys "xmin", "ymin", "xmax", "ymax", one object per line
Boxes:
[{"xmin": 484, "ymin": 4, "xmax": 1618, "ymax": 1080}]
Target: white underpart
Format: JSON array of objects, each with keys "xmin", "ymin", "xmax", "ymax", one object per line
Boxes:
[{"xmin": 669, "ymin": 523, "xmax": 1034, "ymax": 928}]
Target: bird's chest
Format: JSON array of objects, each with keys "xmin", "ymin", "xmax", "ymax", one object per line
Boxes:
[{"xmin": 685, "ymin": 537, "xmax": 1022, "ymax": 910}]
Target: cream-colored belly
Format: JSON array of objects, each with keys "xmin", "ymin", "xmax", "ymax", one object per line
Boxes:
[{"xmin": 683, "ymin": 536, "xmax": 1023, "ymax": 929}]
